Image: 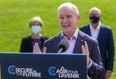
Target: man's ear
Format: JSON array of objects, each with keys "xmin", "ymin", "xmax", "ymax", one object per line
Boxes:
[{"xmin": 77, "ymin": 15, "xmax": 80, "ymax": 22}]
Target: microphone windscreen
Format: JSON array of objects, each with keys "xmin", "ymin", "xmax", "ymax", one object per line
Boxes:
[{"xmin": 57, "ymin": 40, "xmax": 69, "ymax": 52}]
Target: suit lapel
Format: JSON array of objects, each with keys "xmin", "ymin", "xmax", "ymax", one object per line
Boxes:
[
  {"xmin": 73, "ymin": 30, "xmax": 85, "ymax": 54},
  {"xmin": 86, "ymin": 24, "xmax": 91, "ymax": 36},
  {"xmin": 54, "ymin": 33, "xmax": 61, "ymax": 52},
  {"xmin": 28, "ymin": 36, "xmax": 33, "ymax": 52},
  {"xmin": 97, "ymin": 25, "xmax": 103, "ymax": 41}
]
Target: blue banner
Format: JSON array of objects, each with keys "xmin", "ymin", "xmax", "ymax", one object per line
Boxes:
[{"xmin": 0, "ymin": 53, "xmax": 87, "ymax": 79}]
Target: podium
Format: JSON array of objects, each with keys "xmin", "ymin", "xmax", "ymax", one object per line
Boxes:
[{"xmin": 0, "ymin": 53, "xmax": 87, "ymax": 79}]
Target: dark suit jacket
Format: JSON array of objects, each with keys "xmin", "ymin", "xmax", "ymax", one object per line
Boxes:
[
  {"xmin": 80, "ymin": 24, "xmax": 114, "ymax": 72},
  {"xmin": 20, "ymin": 35, "xmax": 49, "ymax": 53},
  {"xmin": 44, "ymin": 30, "xmax": 105, "ymax": 79}
]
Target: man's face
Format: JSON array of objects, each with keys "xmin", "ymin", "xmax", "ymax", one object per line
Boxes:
[
  {"xmin": 58, "ymin": 7, "xmax": 79, "ymax": 34},
  {"xmin": 89, "ymin": 10, "xmax": 101, "ymax": 23}
]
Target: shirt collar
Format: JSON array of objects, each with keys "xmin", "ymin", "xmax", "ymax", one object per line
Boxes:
[
  {"xmin": 90, "ymin": 21, "xmax": 101, "ymax": 30},
  {"xmin": 61, "ymin": 28, "xmax": 78, "ymax": 40}
]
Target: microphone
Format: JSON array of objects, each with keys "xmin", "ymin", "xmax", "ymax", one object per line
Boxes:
[{"xmin": 57, "ymin": 40, "xmax": 69, "ymax": 53}]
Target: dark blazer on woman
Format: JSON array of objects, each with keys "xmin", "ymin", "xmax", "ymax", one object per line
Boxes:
[{"xmin": 20, "ymin": 35, "xmax": 49, "ymax": 53}]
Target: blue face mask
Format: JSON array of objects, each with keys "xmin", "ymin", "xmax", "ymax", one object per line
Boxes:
[{"xmin": 31, "ymin": 26, "xmax": 41, "ymax": 33}]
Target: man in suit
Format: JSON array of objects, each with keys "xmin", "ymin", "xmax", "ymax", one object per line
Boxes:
[
  {"xmin": 33, "ymin": 2, "xmax": 105, "ymax": 79},
  {"xmin": 80, "ymin": 7, "xmax": 114, "ymax": 79}
]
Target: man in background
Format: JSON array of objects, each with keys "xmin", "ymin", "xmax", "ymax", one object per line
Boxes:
[{"xmin": 80, "ymin": 7, "xmax": 114, "ymax": 79}]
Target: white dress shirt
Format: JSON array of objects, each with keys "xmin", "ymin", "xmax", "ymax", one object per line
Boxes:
[
  {"xmin": 61, "ymin": 29, "xmax": 78, "ymax": 54},
  {"xmin": 90, "ymin": 22, "xmax": 101, "ymax": 40}
]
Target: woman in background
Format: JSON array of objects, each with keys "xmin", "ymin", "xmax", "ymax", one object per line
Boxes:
[{"xmin": 20, "ymin": 16, "xmax": 48, "ymax": 53}]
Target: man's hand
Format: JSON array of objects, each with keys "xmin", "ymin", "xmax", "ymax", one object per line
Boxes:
[
  {"xmin": 33, "ymin": 43, "xmax": 46, "ymax": 54},
  {"xmin": 105, "ymin": 71, "xmax": 112, "ymax": 79},
  {"xmin": 81, "ymin": 41, "xmax": 90, "ymax": 65}
]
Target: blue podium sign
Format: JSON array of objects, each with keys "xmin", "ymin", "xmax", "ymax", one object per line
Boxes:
[{"xmin": 0, "ymin": 53, "xmax": 87, "ymax": 79}]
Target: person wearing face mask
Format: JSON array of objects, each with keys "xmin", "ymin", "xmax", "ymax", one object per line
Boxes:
[
  {"xmin": 80, "ymin": 7, "xmax": 114, "ymax": 79},
  {"xmin": 20, "ymin": 16, "xmax": 49, "ymax": 53}
]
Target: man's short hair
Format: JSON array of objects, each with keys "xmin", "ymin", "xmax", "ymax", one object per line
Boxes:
[
  {"xmin": 89, "ymin": 7, "xmax": 101, "ymax": 15},
  {"xmin": 57, "ymin": 2, "xmax": 79, "ymax": 16}
]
